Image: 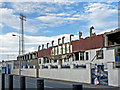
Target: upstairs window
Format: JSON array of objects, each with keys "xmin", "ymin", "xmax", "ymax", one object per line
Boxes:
[
  {"xmin": 39, "ymin": 59, "xmax": 41, "ymax": 64},
  {"xmin": 54, "ymin": 59, "xmax": 57, "ymax": 63},
  {"xmin": 74, "ymin": 52, "xmax": 79, "ymax": 61},
  {"xmin": 80, "ymin": 52, "xmax": 84, "ymax": 60},
  {"xmin": 86, "ymin": 52, "xmax": 89, "ymax": 60},
  {"xmin": 96, "ymin": 50, "xmax": 104, "ymax": 59}
]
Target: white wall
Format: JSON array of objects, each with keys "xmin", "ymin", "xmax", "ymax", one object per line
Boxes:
[
  {"xmin": 11, "ymin": 69, "xmax": 19, "ymax": 75},
  {"xmin": 39, "ymin": 64, "xmax": 91, "ymax": 84},
  {"xmin": 21, "ymin": 69, "xmax": 36, "ymax": 77},
  {"xmin": 108, "ymin": 63, "xmax": 120, "ymax": 87},
  {"xmin": 11, "ymin": 68, "xmax": 36, "ymax": 77}
]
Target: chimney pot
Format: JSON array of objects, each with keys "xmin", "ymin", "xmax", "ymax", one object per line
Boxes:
[
  {"xmin": 52, "ymin": 40, "xmax": 54, "ymax": 46},
  {"xmin": 42, "ymin": 44, "xmax": 44, "ymax": 49},
  {"xmin": 58, "ymin": 38, "xmax": 61, "ymax": 45},
  {"xmin": 38, "ymin": 45, "xmax": 41, "ymax": 50},
  {"xmin": 90, "ymin": 26, "xmax": 94, "ymax": 37},
  {"xmin": 79, "ymin": 32, "xmax": 82, "ymax": 40},
  {"xmin": 47, "ymin": 43, "xmax": 49, "ymax": 49},
  {"xmin": 62, "ymin": 36, "xmax": 65, "ymax": 44}
]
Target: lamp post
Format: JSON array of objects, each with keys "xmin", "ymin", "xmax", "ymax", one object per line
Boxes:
[{"xmin": 12, "ymin": 34, "xmax": 21, "ymax": 75}]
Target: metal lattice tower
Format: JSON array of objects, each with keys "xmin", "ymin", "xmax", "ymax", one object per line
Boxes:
[{"xmin": 20, "ymin": 14, "xmax": 26, "ymax": 54}]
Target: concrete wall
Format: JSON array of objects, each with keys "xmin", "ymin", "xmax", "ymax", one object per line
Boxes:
[
  {"xmin": 11, "ymin": 68, "xmax": 36, "ymax": 77},
  {"xmin": 39, "ymin": 64, "xmax": 91, "ymax": 84},
  {"xmin": 11, "ymin": 69, "xmax": 19, "ymax": 75},
  {"xmin": 21, "ymin": 69, "xmax": 36, "ymax": 77}
]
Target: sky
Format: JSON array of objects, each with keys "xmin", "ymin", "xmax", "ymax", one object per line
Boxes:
[{"xmin": 0, "ymin": 1, "xmax": 119, "ymax": 61}]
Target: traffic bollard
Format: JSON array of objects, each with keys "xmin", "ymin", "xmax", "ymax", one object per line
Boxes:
[
  {"xmin": 1, "ymin": 74, "xmax": 5, "ymax": 90},
  {"xmin": 20, "ymin": 76, "xmax": 25, "ymax": 90},
  {"xmin": 9, "ymin": 75, "xmax": 13, "ymax": 90},
  {"xmin": 37, "ymin": 78, "xmax": 44, "ymax": 90},
  {"xmin": 72, "ymin": 83, "xmax": 83, "ymax": 90}
]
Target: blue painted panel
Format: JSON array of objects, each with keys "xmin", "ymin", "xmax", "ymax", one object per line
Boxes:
[{"xmin": 116, "ymin": 56, "xmax": 120, "ymax": 62}]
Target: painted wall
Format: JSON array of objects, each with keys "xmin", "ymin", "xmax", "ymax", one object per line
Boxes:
[
  {"xmin": 11, "ymin": 68, "xmax": 36, "ymax": 77},
  {"xmin": 38, "ymin": 48, "xmax": 115, "ymax": 67},
  {"xmin": 108, "ymin": 63, "xmax": 120, "ymax": 87},
  {"xmin": 21, "ymin": 69, "xmax": 36, "ymax": 77},
  {"xmin": 11, "ymin": 69, "xmax": 19, "ymax": 75},
  {"xmin": 39, "ymin": 64, "xmax": 91, "ymax": 84}
]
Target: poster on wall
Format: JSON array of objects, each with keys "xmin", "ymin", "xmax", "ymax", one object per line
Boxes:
[{"xmin": 63, "ymin": 44, "xmax": 66, "ymax": 54}]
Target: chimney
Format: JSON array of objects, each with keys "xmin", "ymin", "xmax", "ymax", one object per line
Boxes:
[
  {"xmin": 47, "ymin": 43, "xmax": 49, "ymax": 49},
  {"xmin": 58, "ymin": 38, "xmax": 61, "ymax": 45},
  {"xmin": 70, "ymin": 34, "xmax": 74, "ymax": 42},
  {"xmin": 38, "ymin": 45, "xmax": 41, "ymax": 50},
  {"xmin": 62, "ymin": 36, "xmax": 65, "ymax": 44},
  {"xmin": 52, "ymin": 40, "xmax": 54, "ymax": 46},
  {"xmin": 90, "ymin": 26, "xmax": 94, "ymax": 37},
  {"xmin": 79, "ymin": 32, "xmax": 82, "ymax": 40},
  {"xmin": 42, "ymin": 44, "xmax": 44, "ymax": 49}
]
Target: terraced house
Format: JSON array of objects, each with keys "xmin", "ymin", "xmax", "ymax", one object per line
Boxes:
[{"xmin": 14, "ymin": 27, "xmax": 120, "ymax": 87}]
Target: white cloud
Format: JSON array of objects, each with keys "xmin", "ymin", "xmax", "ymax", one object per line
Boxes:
[
  {"xmin": 43, "ymin": 30, "xmax": 51, "ymax": 33},
  {"xmin": 0, "ymin": 0, "xmax": 119, "ymax": 2},
  {"xmin": 0, "ymin": 2, "xmax": 3, "ymax": 7},
  {"xmin": 84, "ymin": 3, "xmax": 118, "ymax": 29},
  {"xmin": 0, "ymin": 23, "xmax": 4, "ymax": 28},
  {"xmin": 0, "ymin": 8, "xmax": 38, "ymax": 33},
  {"xmin": 57, "ymin": 13, "xmax": 71, "ymax": 16},
  {"xmin": 37, "ymin": 16, "xmax": 62, "ymax": 22}
]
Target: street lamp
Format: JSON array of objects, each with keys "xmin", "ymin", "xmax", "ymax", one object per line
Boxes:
[{"xmin": 12, "ymin": 34, "xmax": 21, "ymax": 75}]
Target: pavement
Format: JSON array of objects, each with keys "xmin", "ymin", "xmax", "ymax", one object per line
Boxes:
[{"xmin": 44, "ymin": 79, "xmax": 120, "ymax": 90}]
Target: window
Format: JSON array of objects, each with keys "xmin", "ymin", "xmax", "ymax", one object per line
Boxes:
[
  {"xmin": 54, "ymin": 59, "xmax": 57, "ymax": 63},
  {"xmin": 86, "ymin": 52, "xmax": 89, "ymax": 60},
  {"xmin": 74, "ymin": 52, "xmax": 79, "ymax": 61},
  {"xmin": 39, "ymin": 59, "xmax": 41, "ymax": 64},
  {"xmin": 64, "ymin": 58, "xmax": 69, "ymax": 62},
  {"xmin": 96, "ymin": 50, "xmax": 104, "ymax": 59},
  {"xmin": 80, "ymin": 52, "xmax": 84, "ymax": 60},
  {"xmin": 46, "ymin": 59, "xmax": 49, "ymax": 63}
]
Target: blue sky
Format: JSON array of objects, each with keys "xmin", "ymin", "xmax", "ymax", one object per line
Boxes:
[{"xmin": 0, "ymin": 1, "xmax": 119, "ymax": 60}]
